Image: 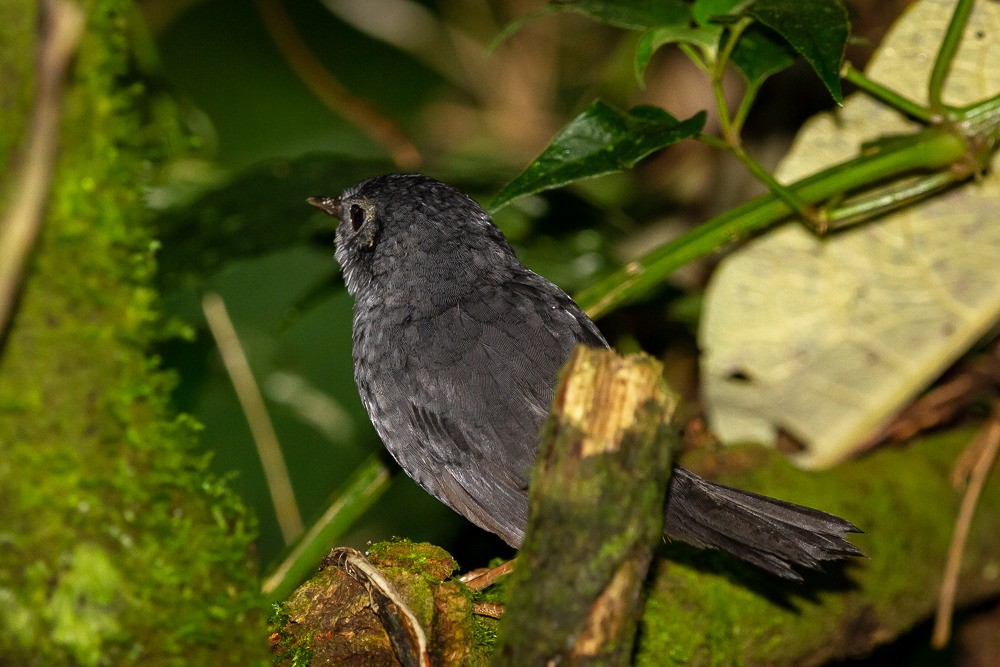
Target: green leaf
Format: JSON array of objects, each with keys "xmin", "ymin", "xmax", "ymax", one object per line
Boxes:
[
  {"xmin": 692, "ymin": 0, "xmax": 752, "ymax": 26},
  {"xmin": 748, "ymin": 0, "xmax": 849, "ymax": 103},
  {"xmin": 491, "ymin": 102, "xmax": 706, "ymax": 210},
  {"xmin": 552, "ymin": 0, "xmax": 690, "ymax": 30},
  {"xmin": 729, "ymin": 24, "xmax": 797, "ymax": 89},
  {"xmin": 494, "ymin": 0, "xmax": 691, "ymax": 53},
  {"xmin": 634, "ymin": 24, "xmax": 720, "ymax": 86}
]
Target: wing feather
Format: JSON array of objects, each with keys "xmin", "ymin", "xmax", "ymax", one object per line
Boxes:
[{"xmin": 367, "ymin": 271, "xmax": 607, "ymax": 546}]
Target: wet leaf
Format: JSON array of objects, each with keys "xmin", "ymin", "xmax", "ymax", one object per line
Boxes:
[
  {"xmin": 748, "ymin": 0, "xmax": 849, "ymax": 103},
  {"xmin": 730, "ymin": 23, "xmax": 797, "ymax": 89},
  {"xmin": 551, "ymin": 0, "xmax": 689, "ymax": 30},
  {"xmin": 492, "ymin": 102, "xmax": 705, "ymax": 210}
]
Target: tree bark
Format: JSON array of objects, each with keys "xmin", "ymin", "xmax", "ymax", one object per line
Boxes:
[{"xmin": 493, "ymin": 347, "xmax": 677, "ymax": 666}]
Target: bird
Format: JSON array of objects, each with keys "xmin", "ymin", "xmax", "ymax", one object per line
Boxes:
[{"xmin": 308, "ymin": 173, "xmax": 862, "ymax": 580}]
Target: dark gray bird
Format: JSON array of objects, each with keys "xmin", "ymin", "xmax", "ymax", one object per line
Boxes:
[{"xmin": 309, "ymin": 173, "xmax": 861, "ymax": 579}]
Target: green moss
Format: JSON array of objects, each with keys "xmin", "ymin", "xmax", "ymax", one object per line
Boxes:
[
  {"xmin": 273, "ymin": 542, "xmax": 496, "ymax": 665},
  {"xmin": 366, "ymin": 539, "xmax": 459, "ymax": 582},
  {"xmin": 0, "ymin": 0, "xmax": 35, "ymax": 199},
  {"xmin": 0, "ymin": 0, "xmax": 265, "ymax": 663},
  {"xmin": 471, "ymin": 614, "xmax": 500, "ymax": 656},
  {"xmin": 268, "ymin": 604, "xmax": 314, "ymax": 667},
  {"xmin": 635, "ymin": 427, "xmax": 999, "ymax": 665},
  {"xmin": 46, "ymin": 543, "xmax": 126, "ymax": 665},
  {"xmin": 276, "ymin": 564, "xmax": 400, "ymax": 665},
  {"xmin": 367, "ymin": 541, "xmax": 491, "ymax": 666}
]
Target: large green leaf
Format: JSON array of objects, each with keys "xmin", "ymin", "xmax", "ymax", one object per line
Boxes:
[
  {"xmin": 552, "ymin": 0, "xmax": 689, "ymax": 30},
  {"xmin": 492, "ymin": 102, "xmax": 705, "ymax": 210},
  {"xmin": 692, "ymin": 0, "xmax": 751, "ymax": 26},
  {"xmin": 634, "ymin": 23, "xmax": 719, "ymax": 86},
  {"xmin": 729, "ymin": 23, "xmax": 797, "ymax": 89},
  {"xmin": 748, "ymin": 0, "xmax": 849, "ymax": 103}
]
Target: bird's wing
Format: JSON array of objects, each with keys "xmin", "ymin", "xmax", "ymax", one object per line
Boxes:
[{"xmin": 382, "ymin": 273, "xmax": 607, "ymax": 546}]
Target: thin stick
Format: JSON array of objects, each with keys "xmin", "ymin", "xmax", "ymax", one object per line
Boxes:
[
  {"xmin": 927, "ymin": 0, "xmax": 975, "ymax": 114},
  {"xmin": 252, "ymin": 0, "xmax": 421, "ymax": 169},
  {"xmin": 202, "ymin": 292, "xmax": 304, "ymax": 543},
  {"xmin": 472, "ymin": 601, "xmax": 504, "ymax": 618},
  {"xmin": 932, "ymin": 403, "xmax": 1000, "ymax": 647},
  {"xmin": 460, "ymin": 558, "xmax": 516, "ymax": 591},
  {"xmin": 0, "ymin": 0, "xmax": 84, "ymax": 335}
]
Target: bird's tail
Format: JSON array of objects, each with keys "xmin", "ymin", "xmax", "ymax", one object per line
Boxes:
[{"xmin": 663, "ymin": 466, "xmax": 863, "ymax": 580}]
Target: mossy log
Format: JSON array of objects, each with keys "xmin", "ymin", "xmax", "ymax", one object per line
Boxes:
[
  {"xmin": 494, "ymin": 347, "xmax": 677, "ymax": 665},
  {"xmin": 0, "ymin": 1, "xmax": 266, "ymax": 663},
  {"xmin": 276, "ymin": 409, "xmax": 1000, "ymax": 664},
  {"xmin": 272, "ymin": 541, "xmax": 491, "ymax": 667},
  {"xmin": 635, "ymin": 426, "xmax": 1000, "ymax": 665}
]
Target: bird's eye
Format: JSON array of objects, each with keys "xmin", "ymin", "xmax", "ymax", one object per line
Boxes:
[{"xmin": 350, "ymin": 204, "xmax": 366, "ymax": 231}]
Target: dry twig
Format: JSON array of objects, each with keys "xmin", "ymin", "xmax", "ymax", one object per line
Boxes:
[
  {"xmin": 0, "ymin": 0, "xmax": 84, "ymax": 335},
  {"xmin": 203, "ymin": 291, "xmax": 304, "ymax": 543},
  {"xmin": 933, "ymin": 401, "xmax": 1000, "ymax": 648},
  {"xmin": 252, "ymin": 0, "xmax": 421, "ymax": 169}
]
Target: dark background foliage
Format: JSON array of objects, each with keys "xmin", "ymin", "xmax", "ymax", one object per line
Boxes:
[{"xmin": 149, "ymin": 0, "xmax": 915, "ymax": 573}]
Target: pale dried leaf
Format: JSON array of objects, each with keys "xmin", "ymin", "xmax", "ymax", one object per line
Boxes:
[{"xmin": 700, "ymin": 0, "xmax": 1000, "ymax": 468}]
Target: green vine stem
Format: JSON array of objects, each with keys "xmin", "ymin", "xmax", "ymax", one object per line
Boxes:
[
  {"xmin": 576, "ymin": 128, "xmax": 968, "ymax": 319},
  {"xmin": 712, "ymin": 17, "xmax": 751, "ymax": 145},
  {"xmin": 958, "ymin": 92, "xmax": 1000, "ymax": 130},
  {"xmin": 706, "ymin": 17, "xmax": 819, "ymax": 228},
  {"xmin": 731, "ymin": 79, "xmax": 761, "ymax": 135},
  {"xmin": 678, "ymin": 42, "xmax": 710, "ymax": 74},
  {"xmin": 736, "ymin": 142, "xmax": 821, "ymax": 228},
  {"xmin": 842, "ymin": 64, "xmax": 935, "ymax": 123},
  {"xmin": 823, "ymin": 170, "xmax": 964, "ymax": 229},
  {"xmin": 928, "ymin": 0, "xmax": 976, "ymax": 114},
  {"xmin": 261, "ymin": 456, "xmax": 391, "ymax": 605}
]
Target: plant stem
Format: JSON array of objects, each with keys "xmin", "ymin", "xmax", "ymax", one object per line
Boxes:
[
  {"xmin": 733, "ymin": 143, "xmax": 820, "ymax": 226},
  {"xmin": 823, "ymin": 171, "xmax": 962, "ymax": 229},
  {"xmin": 678, "ymin": 42, "xmax": 710, "ymax": 75},
  {"xmin": 927, "ymin": 0, "xmax": 975, "ymax": 114},
  {"xmin": 576, "ymin": 129, "xmax": 968, "ymax": 318},
  {"xmin": 731, "ymin": 80, "xmax": 760, "ymax": 136},
  {"xmin": 842, "ymin": 64, "xmax": 936, "ymax": 123},
  {"xmin": 261, "ymin": 456, "xmax": 391, "ymax": 604},
  {"xmin": 705, "ymin": 17, "xmax": 816, "ymax": 225},
  {"xmin": 711, "ymin": 17, "xmax": 751, "ymax": 144}
]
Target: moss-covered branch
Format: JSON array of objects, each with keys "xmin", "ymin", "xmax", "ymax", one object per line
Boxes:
[
  {"xmin": 637, "ymin": 427, "xmax": 1000, "ymax": 665},
  {"xmin": 275, "ymin": 425, "xmax": 1000, "ymax": 665},
  {"xmin": 272, "ymin": 541, "xmax": 488, "ymax": 666},
  {"xmin": 494, "ymin": 347, "xmax": 677, "ymax": 665},
  {"xmin": 267, "ymin": 336, "xmax": 1000, "ymax": 665},
  {"xmin": 0, "ymin": 1, "xmax": 266, "ymax": 663}
]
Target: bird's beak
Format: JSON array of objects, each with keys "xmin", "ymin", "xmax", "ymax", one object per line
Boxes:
[{"xmin": 307, "ymin": 195, "xmax": 341, "ymax": 218}]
